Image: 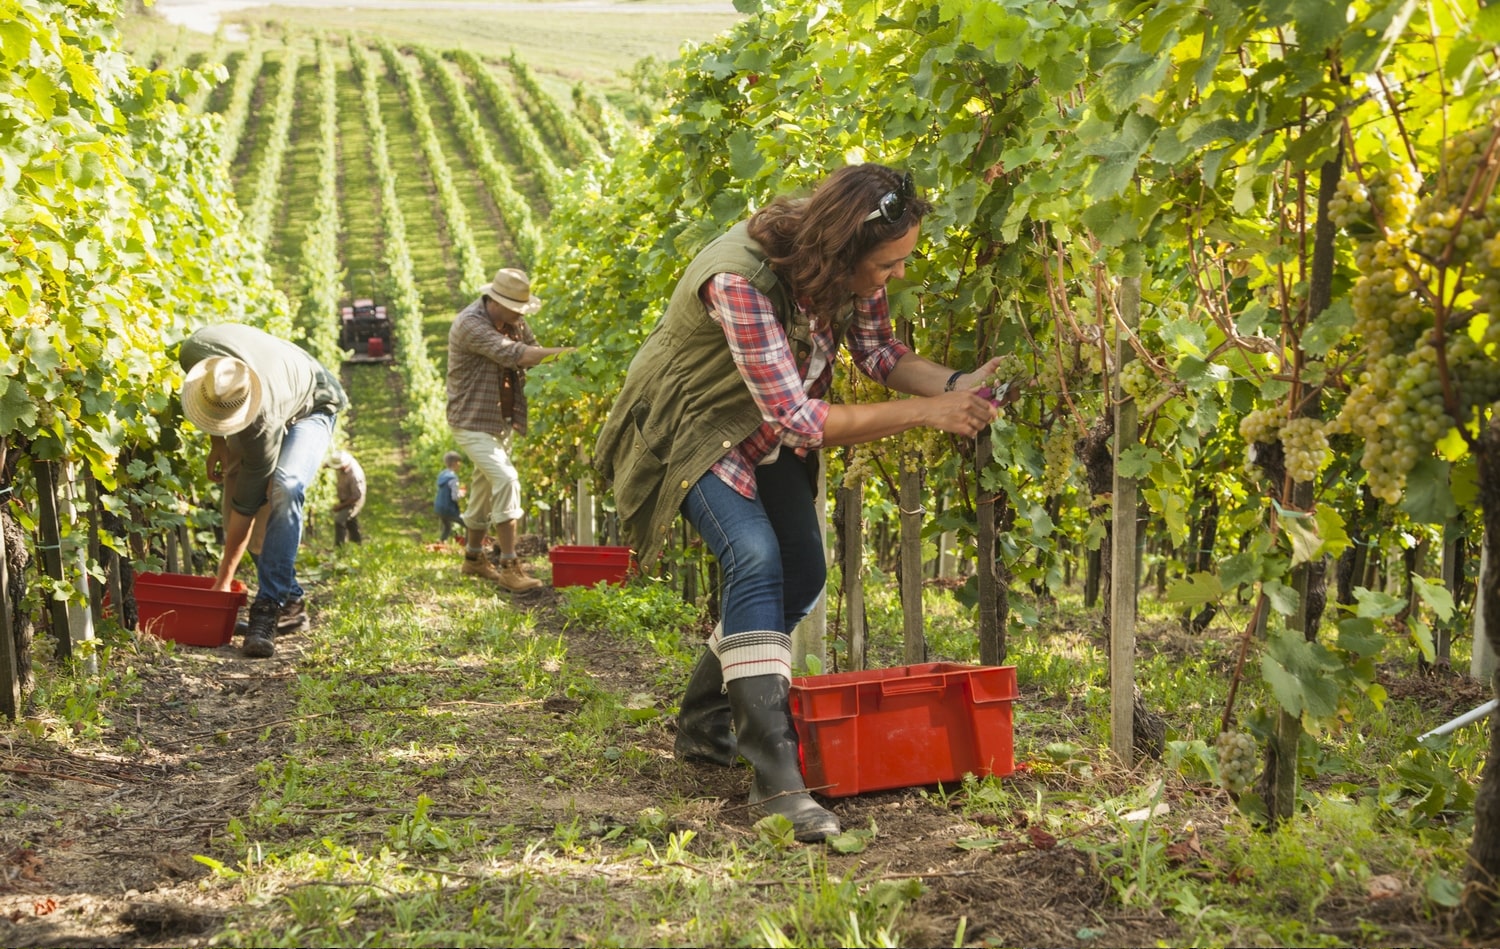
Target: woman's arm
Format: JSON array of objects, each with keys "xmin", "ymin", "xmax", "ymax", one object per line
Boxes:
[
  {"xmin": 883, "ymin": 352, "xmax": 1009, "ymax": 397},
  {"xmin": 823, "ymin": 389, "xmax": 995, "ymax": 445}
]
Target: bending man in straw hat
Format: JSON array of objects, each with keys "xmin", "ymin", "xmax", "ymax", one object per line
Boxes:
[
  {"xmin": 446, "ymin": 267, "xmax": 573, "ymax": 591},
  {"xmin": 325, "ymin": 450, "xmax": 366, "ymax": 546},
  {"xmin": 179, "ymin": 323, "xmax": 348, "ymax": 658}
]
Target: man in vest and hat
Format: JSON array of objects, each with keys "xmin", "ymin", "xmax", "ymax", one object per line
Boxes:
[
  {"xmin": 446, "ymin": 267, "xmax": 573, "ymax": 591},
  {"xmin": 179, "ymin": 323, "xmax": 348, "ymax": 658}
]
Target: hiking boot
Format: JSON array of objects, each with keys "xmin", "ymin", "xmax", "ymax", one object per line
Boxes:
[
  {"xmin": 496, "ymin": 559, "xmax": 543, "ymax": 592},
  {"xmin": 278, "ymin": 596, "xmax": 310, "ymax": 633},
  {"xmin": 462, "ymin": 554, "xmax": 507, "ymax": 584},
  {"xmin": 235, "ymin": 597, "xmax": 310, "ymax": 637},
  {"xmin": 242, "ymin": 598, "xmax": 279, "ymax": 658}
]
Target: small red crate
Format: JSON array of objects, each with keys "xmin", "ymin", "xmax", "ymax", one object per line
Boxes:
[
  {"xmin": 548, "ymin": 545, "xmax": 634, "ymax": 588},
  {"xmin": 132, "ymin": 572, "xmax": 248, "ymax": 647},
  {"xmin": 791, "ymin": 662, "xmax": 1018, "ymax": 797}
]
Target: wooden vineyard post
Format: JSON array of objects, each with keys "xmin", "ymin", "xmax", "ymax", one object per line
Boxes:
[
  {"xmin": 59, "ymin": 462, "xmax": 97, "ymax": 673},
  {"xmin": 1110, "ymin": 276, "xmax": 1142, "ymax": 767},
  {"xmin": 0, "ymin": 445, "xmax": 16, "ymax": 719},
  {"xmin": 790, "ymin": 452, "xmax": 827, "ymax": 674},
  {"xmin": 33, "ymin": 460, "xmax": 73, "ymax": 661},
  {"xmin": 85, "ymin": 468, "xmax": 103, "ymax": 625},
  {"xmin": 165, "ymin": 525, "xmax": 180, "ymax": 574},
  {"xmin": 837, "ymin": 476, "xmax": 866, "ymax": 671},
  {"xmin": 576, "ymin": 445, "xmax": 595, "ymax": 546},
  {"xmin": 898, "ymin": 446, "xmax": 925, "ymax": 665},
  {"xmin": 977, "ymin": 419, "xmax": 1002, "ymax": 666}
]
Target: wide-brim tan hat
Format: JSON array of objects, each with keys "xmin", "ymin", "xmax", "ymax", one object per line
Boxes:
[
  {"xmin": 182, "ymin": 355, "xmax": 263, "ymax": 436},
  {"xmin": 481, "ymin": 267, "xmax": 543, "ymax": 315}
]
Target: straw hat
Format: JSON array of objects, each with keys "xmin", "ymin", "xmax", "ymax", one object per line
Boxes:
[
  {"xmin": 481, "ymin": 268, "xmax": 542, "ymax": 315},
  {"xmin": 181, "ymin": 356, "xmax": 262, "ymax": 436}
]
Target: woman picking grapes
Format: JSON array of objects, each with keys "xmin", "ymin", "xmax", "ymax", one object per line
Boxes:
[{"xmin": 594, "ymin": 163, "xmax": 1004, "ymax": 841}]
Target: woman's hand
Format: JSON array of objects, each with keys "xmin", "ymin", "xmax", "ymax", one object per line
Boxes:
[
  {"xmin": 926, "ymin": 390, "xmax": 998, "ymax": 438},
  {"xmin": 946, "ymin": 356, "xmax": 1009, "ymax": 394}
]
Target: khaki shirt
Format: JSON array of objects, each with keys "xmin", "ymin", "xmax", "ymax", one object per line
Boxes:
[{"xmin": 179, "ymin": 324, "xmax": 347, "ymax": 517}]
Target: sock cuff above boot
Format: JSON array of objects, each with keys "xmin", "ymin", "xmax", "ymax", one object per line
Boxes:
[{"xmin": 715, "ymin": 630, "xmax": 792, "ymax": 683}]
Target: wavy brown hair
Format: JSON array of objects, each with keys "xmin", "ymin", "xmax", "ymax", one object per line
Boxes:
[{"xmin": 747, "ymin": 163, "xmax": 932, "ymax": 331}]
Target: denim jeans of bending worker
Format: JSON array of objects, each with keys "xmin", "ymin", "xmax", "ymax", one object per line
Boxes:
[
  {"xmin": 681, "ymin": 450, "xmax": 826, "ymax": 640},
  {"xmin": 251, "ymin": 411, "xmax": 335, "ymax": 606}
]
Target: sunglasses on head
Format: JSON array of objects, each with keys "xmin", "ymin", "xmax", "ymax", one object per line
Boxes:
[{"xmin": 863, "ymin": 171, "xmax": 916, "ymax": 224}]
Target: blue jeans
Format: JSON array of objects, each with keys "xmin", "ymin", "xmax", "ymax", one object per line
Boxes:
[
  {"xmin": 254, "ymin": 411, "xmax": 335, "ymax": 605},
  {"xmin": 680, "ymin": 451, "xmax": 826, "ymax": 639}
]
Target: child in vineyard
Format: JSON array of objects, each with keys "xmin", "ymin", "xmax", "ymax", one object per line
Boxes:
[
  {"xmin": 446, "ymin": 267, "xmax": 573, "ymax": 592},
  {"xmin": 178, "ymin": 323, "xmax": 347, "ymax": 658},
  {"xmin": 434, "ymin": 450, "xmax": 466, "ymax": 542},
  {"xmin": 595, "ymin": 163, "xmax": 1005, "ymax": 842}
]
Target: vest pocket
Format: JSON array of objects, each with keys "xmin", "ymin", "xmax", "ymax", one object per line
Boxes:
[{"xmin": 612, "ymin": 407, "xmax": 668, "ymax": 521}]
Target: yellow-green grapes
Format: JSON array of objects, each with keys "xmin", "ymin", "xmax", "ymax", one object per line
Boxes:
[{"xmin": 1215, "ymin": 730, "xmax": 1259, "ymax": 795}]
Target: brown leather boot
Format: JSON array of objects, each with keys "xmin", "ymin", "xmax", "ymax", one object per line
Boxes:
[
  {"xmin": 496, "ymin": 559, "xmax": 543, "ymax": 592},
  {"xmin": 462, "ymin": 554, "xmax": 506, "ymax": 584}
]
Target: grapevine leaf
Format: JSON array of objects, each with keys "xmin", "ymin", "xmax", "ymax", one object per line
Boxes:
[
  {"xmin": 1280, "ymin": 515, "xmax": 1322, "ymax": 567},
  {"xmin": 1219, "ymin": 551, "xmax": 1261, "ymax": 589},
  {"xmin": 1477, "ymin": 2, "xmax": 1500, "ymax": 43},
  {"xmin": 1261, "ymin": 626, "xmax": 1341, "ymax": 720},
  {"xmin": 1235, "ymin": 300, "xmax": 1273, "ymax": 336},
  {"xmin": 1427, "ymin": 873, "xmax": 1464, "ymax": 909},
  {"xmin": 1398, "ymin": 458, "xmax": 1457, "ymax": 523},
  {"xmin": 1165, "ymin": 571, "xmax": 1221, "ymax": 608},
  {"xmin": 1352, "ymin": 587, "xmax": 1404, "ymax": 619},
  {"xmin": 1086, "ymin": 113, "xmax": 1155, "ymax": 199},
  {"xmin": 727, "ymin": 130, "xmax": 765, "ymax": 179},
  {"xmin": 1408, "ymin": 616, "xmax": 1436, "ymax": 664},
  {"xmin": 0, "ymin": 381, "xmax": 36, "ymax": 433},
  {"xmin": 1262, "ymin": 579, "xmax": 1300, "ymax": 616},
  {"xmin": 1410, "ymin": 576, "xmax": 1455, "ymax": 623},
  {"xmin": 1299, "ymin": 298, "xmax": 1354, "ymax": 357},
  {"xmin": 1117, "ymin": 445, "xmax": 1160, "ymax": 478},
  {"xmin": 1312, "ymin": 504, "xmax": 1351, "ymax": 559},
  {"xmin": 1436, "ymin": 427, "xmax": 1468, "ymax": 462},
  {"xmin": 1174, "ymin": 355, "xmax": 1227, "ymax": 386},
  {"xmin": 1335, "ymin": 617, "xmax": 1385, "ymax": 658}
]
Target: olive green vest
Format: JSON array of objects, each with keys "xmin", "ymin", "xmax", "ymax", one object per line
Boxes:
[{"xmin": 593, "ymin": 222, "xmax": 819, "ymax": 565}]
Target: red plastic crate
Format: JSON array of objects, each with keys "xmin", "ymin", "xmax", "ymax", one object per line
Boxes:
[
  {"xmin": 133, "ymin": 572, "xmax": 248, "ymax": 647},
  {"xmin": 548, "ymin": 545, "xmax": 635, "ymax": 588},
  {"xmin": 791, "ymin": 662, "xmax": 1018, "ymax": 797}
]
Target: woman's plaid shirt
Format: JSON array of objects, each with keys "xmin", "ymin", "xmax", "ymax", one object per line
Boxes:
[{"xmin": 702, "ymin": 272, "xmax": 910, "ymax": 499}]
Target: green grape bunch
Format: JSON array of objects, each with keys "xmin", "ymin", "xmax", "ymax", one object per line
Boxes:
[
  {"xmin": 1215, "ymin": 730, "xmax": 1259, "ymax": 795},
  {"xmin": 1333, "ymin": 108, "xmax": 1500, "ymax": 504},
  {"xmin": 1119, "ymin": 360, "xmax": 1158, "ymax": 403},
  {"xmin": 1279, "ymin": 417, "xmax": 1331, "ymax": 484},
  {"xmin": 1041, "ymin": 428, "xmax": 1077, "ymax": 495}
]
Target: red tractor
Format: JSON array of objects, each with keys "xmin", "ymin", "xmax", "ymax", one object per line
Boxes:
[{"xmin": 339, "ymin": 271, "xmax": 394, "ymax": 363}]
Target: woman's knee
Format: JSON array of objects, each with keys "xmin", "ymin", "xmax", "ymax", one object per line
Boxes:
[{"xmin": 720, "ymin": 530, "xmax": 783, "ymax": 586}]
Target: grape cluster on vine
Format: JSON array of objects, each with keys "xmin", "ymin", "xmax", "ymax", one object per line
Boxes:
[
  {"xmin": 1118, "ymin": 360, "xmax": 1158, "ymax": 403},
  {"xmin": 1330, "ymin": 110, "xmax": 1500, "ymax": 504},
  {"xmin": 1041, "ymin": 429, "xmax": 1076, "ymax": 495},
  {"xmin": 1214, "ymin": 730, "xmax": 1258, "ymax": 795}
]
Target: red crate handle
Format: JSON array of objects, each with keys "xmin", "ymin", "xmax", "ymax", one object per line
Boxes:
[{"xmin": 879, "ymin": 675, "xmax": 946, "ymax": 696}]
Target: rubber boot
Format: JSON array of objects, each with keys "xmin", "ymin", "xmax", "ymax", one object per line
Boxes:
[
  {"xmin": 727, "ymin": 674, "xmax": 840, "ymax": 842},
  {"xmin": 673, "ymin": 647, "xmax": 736, "ymax": 766}
]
